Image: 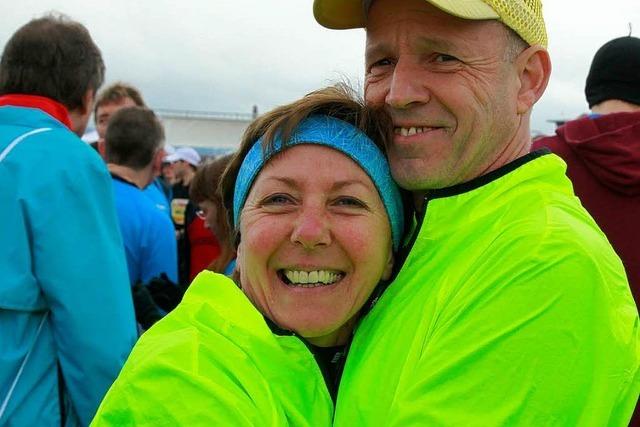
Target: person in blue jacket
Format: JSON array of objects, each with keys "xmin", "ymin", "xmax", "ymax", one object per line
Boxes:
[
  {"xmin": 0, "ymin": 14, "xmax": 137, "ymax": 426},
  {"xmin": 104, "ymin": 106, "xmax": 178, "ymax": 286}
]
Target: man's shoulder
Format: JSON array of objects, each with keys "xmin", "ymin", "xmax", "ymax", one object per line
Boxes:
[
  {"xmin": 408, "ymin": 159, "xmax": 622, "ymax": 283},
  {"xmin": 487, "ymin": 176, "xmax": 617, "ymax": 267},
  {"xmin": 119, "ymin": 184, "xmax": 173, "ymax": 232},
  {"xmin": 113, "ymin": 183, "xmax": 155, "ymax": 216},
  {"xmin": 0, "ymin": 118, "xmax": 102, "ymax": 169}
]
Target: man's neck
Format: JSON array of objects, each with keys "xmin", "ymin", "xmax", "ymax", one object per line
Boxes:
[
  {"xmin": 591, "ymin": 99, "xmax": 640, "ymax": 115},
  {"xmin": 411, "ymin": 117, "xmax": 531, "ymax": 212},
  {"xmin": 108, "ymin": 163, "xmax": 151, "ymax": 189}
]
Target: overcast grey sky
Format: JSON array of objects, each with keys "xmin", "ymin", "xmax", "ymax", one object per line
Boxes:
[{"xmin": 1, "ymin": 0, "xmax": 638, "ymax": 135}]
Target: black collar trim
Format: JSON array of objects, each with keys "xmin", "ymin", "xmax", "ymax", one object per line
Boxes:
[
  {"xmin": 427, "ymin": 149, "xmax": 550, "ymax": 200},
  {"xmin": 110, "ymin": 172, "xmax": 140, "ymax": 189}
]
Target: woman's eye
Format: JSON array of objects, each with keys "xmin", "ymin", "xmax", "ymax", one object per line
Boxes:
[
  {"xmin": 262, "ymin": 194, "xmax": 293, "ymax": 205},
  {"xmin": 334, "ymin": 197, "xmax": 367, "ymax": 209}
]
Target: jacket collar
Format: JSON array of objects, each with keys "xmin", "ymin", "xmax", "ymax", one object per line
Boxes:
[
  {"xmin": 426, "ymin": 149, "xmax": 551, "ymax": 201},
  {"xmin": 0, "ymin": 94, "xmax": 72, "ymax": 129}
]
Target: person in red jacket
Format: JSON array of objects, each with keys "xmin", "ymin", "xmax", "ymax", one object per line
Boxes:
[{"xmin": 532, "ymin": 36, "xmax": 640, "ymax": 310}]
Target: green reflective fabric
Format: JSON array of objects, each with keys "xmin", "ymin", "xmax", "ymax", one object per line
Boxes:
[
  {"xmin": 92, "ymin": 272, "xmax": 333, "ymax": 427},
  {"xmin": 334, "ymin": 154, "xmax": 640, "ymax": 426}
]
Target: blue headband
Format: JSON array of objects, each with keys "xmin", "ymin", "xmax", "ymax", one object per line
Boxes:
[{"xmin": 233, "ymin": 115, "xmax": 404, "ymax": 251}]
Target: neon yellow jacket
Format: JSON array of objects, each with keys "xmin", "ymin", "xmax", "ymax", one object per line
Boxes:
[
  {"xmin": 334, "ymin": 153, "xmax": 639, "ymax": 426},
  {"xmin": 91, "ymin": 271, "xmax": 333, "ymax": 426}
]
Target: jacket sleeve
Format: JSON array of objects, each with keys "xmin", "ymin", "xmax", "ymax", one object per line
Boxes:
[
  {"xmin": 92, "ymin": 324, "xmax": 267, "ymax": 426},
  {"xmin": 386, "ymin": 225, "xmax": 639, "ymax": 426},
  {"xmin": 30, "ymin": 145, "xmax": 137, "ymax": 425}
]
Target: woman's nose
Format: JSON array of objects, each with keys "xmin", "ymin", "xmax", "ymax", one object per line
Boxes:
[{"xmin": 290, "ymin": 209, "xmax": 331, "ymax": 249}]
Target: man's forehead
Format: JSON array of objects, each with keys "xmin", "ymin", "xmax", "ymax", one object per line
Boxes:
[
  {"xmin": 365, "ymin": 0, "xmax": 503, "ymax": 53},
  {"xmin": 97, "ymin": 97, "xmax": 137, "ymax": 115}
]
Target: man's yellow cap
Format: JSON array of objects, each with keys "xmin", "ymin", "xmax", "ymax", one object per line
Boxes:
[{"xmin": 313, "ymin": 0, "xmax": 548, "ymax": 48}]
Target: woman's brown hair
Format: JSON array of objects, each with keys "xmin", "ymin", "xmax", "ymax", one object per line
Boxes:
[
  {"xmin": 190, "ymin": 154, "xmax": 236, "ymax": 273},
  {"xmin": 219, "ymin": 83, "xmax": 393, "ymax": 241}
]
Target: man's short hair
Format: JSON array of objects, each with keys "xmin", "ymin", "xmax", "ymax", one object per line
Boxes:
[
  {"xmin": 105, "ymin": 107, "xmax": 165, "ymax": 170},
  {"xmin": 503, "ymin": 27, "xmax": 529, "ymax": 62},
  {"xmin": 94, "ymin": 82, "xmax": 146, "ymax": 117},
  {"xmin": 0, "ymin": 13, "xmax": 104, "ymax": 111}
]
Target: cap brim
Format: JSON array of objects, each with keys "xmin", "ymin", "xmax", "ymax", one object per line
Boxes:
[
  {"xmin": 314, "ymin": 0, "xmax": 365, "ymax": 29},
  {"xmin": 313, "ymin": 0, "xmax": 498, "ymax": 29},
  {"xmin": 164, "ymin": 153, "xmax": 180, "ymax": 163}
]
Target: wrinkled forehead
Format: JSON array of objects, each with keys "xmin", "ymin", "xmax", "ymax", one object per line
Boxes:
[
  {"xmin": 97, "ymin": 97, "xmax": 137, "ymax": 115},
  {"xmin": 364, "ymin": 0, "xmax": 507, "ymax": 55}
]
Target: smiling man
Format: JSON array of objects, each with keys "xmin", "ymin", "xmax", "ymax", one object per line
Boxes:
[{"xmin": 314, "ymin": 0, "xmax": 639, "ymax": 425}]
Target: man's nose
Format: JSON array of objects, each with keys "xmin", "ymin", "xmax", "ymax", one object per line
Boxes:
[
  {"xmin": 290, "ymin": 208, "xmax": 331, "ymax": 250},
  {"xmin": 385, "ymin": 57, "xmax": 430, "ymax": 110}
]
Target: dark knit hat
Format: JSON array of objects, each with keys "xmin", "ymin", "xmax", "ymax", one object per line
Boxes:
[{"xmin": 585, "ymin": 36, "xmax": 640, "ymax": 108}]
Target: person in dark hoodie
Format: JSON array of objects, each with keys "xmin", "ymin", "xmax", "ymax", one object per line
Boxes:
[{"xmin": 532, "ymin": 36, "xmax": 640, "ymax": 308}]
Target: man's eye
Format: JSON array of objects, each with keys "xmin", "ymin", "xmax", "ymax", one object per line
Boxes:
[
  {"xmin": 368, "ymin": 58, "xmax": 393, "ymax": 72},
  {"xmin": 435, "ymin": 54, "xmax": 459, "ymax": 63}
]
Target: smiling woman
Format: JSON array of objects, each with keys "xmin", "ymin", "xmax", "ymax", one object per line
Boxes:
[{"xmin": 90, "ymin": 85, "xmax": 406, "ymax": 426}]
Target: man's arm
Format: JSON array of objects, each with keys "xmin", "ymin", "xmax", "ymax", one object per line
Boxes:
[{"xmin": 33, "ymin": 148, "xmax": 136, "ymax": 425}]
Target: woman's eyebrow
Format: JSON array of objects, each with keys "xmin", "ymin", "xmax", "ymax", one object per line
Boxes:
[
  {"xmin": 261, "ymin": 176, "xmax": 369, "ymax": 192},
  {"xmin": 330, "ymin": 179, "xmax": 370, "ymax": 192}
]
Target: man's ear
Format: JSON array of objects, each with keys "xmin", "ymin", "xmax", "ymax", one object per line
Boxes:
[
  {"xmin": 382, "ymin": 250, "xmax": 394, "ymax": 281},
  {"xmin": 80, "ymin": 89, "xmax": 94, "ymax": 116},
  {"xmin": 68, "ymin": 89, "xmax": 95, "ymax": 136},
  {"xmin": 97, "ymin": 138, "xmax": 107, "ymax": 160},
  {"xmin": 152, "ymin": 148, "xmax": 165, "ymax": 176},
  {"xmin": 515, "ymin": 46, "xmax": 551, "ymax": 115}
]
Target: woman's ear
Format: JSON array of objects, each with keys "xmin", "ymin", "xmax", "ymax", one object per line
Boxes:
[
  {"xmin": 382, "ymin": 250, "xmax": 394, "ymax": 281},
  {"xmin": 233, "ymin": 242, "xmax": 242, "ymax": 285}
]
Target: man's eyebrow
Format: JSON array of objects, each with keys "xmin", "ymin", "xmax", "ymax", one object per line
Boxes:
[
  {"xmin": 365, "ymin": 35, "xmax": 462, "ymax": 62},
  {"xmin": 419, "ymin": 36, "xmax": 457, "ymax": 52},
  {"xmin": 365, "ymin": 39, "xmax": 392, "ymax": 64}
]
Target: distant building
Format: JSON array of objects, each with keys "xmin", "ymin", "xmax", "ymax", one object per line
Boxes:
[{"xmin": 156, "ymin": 108, "xmax": 254, "ymax": 155}]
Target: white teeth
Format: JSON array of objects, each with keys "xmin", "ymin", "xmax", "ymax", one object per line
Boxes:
[
  {"xmin": 283, "ymin": 269, "xmax": 342, "ymax": 286},
  {"xmin": 395, "ymin": 126, "xmax": 433, "ymax": 136},
  {"xmin": 308, "ymin": 271, "xmax": 318, "ymax": 283},
  {"xmin": 318, "ymin": 271, "xmax": 327, "ymax": 283}
]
